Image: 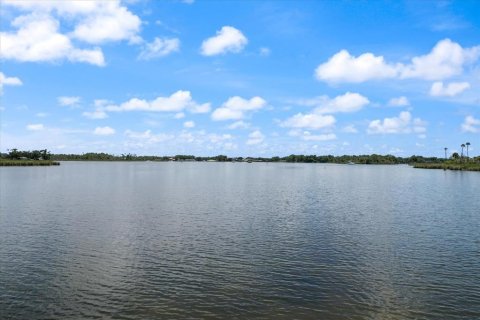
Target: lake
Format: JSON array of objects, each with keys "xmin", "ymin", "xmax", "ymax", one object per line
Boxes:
[{"xmin": 1, "ymin": 162, "xmax": 479, "ymax": 319}]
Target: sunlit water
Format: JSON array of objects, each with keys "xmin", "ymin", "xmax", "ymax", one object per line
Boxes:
[{"xmin": 1, "ymin": 162, "xmax": 479, "ymax": 319}]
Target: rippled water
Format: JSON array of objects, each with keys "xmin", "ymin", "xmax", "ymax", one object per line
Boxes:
[{"xmin": 1, "ymin": 162, "xmax": 479, "ymax": 319}]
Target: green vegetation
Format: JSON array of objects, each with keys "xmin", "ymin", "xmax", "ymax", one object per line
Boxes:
[
  {"xmin": 0, "ymin": 159, "xmax": 60, "ymax": 166},
  {"xmin": 413, "ymin": 160, "xmax": 480, "ymax": 171},
  {"xmin": 0, "ymin": 149, "xmax": 60, "ymax": 166}
]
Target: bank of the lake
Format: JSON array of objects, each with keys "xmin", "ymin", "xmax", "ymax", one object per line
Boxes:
[
  {"xmin": 0, "ymin": 160, "xmax": 60, "ymax": 166},
  {"xmin": 413, "ymin": 162, "xmax": 480, "ymax": 171}
]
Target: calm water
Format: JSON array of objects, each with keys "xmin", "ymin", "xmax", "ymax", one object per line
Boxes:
[{"xmin": 1, "ymin": 162, "xmax": 479, "ymax": 319}]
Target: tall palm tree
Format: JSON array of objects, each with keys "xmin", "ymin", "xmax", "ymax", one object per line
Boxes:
[
  {"xmin": 466, "ymin": 142, "xmax": 471, "ymax": 158},
  {"xmin": 461, "ymin": 144, "xmax": 465, "ymax": 158},
  {"xmin": 444, "ymin": 147, "xmax": 448, "ymax": 160}
]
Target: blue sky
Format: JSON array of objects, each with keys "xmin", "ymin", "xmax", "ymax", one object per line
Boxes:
[{"xmin": 1, "ymin": 0, "xmax": 479, "ymax": 157}]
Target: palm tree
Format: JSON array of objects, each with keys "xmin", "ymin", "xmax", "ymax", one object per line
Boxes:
[
  {"xmin": 461, "ymin": 144, "xmax": 465, "ymax": 158},
  {"xmin": 444, "ymin": 147, "xmax": 448, "ymax": 160},
  {"xmin": 466, "ymin": 142, "xmax": 471, "ymax": 158}
]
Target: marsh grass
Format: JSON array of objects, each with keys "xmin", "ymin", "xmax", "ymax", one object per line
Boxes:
[
  {"xmin": 413, "ymin": 161, "xmax": 480, "ymax": 172},
  {"xmin": 0, "ymin": 160, "xmax": 60, "ymax": 166}
]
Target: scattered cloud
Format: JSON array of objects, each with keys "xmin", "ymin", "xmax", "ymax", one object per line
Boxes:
[
  {"xmin": 200, "ymin": 26, "xmax": 248, "ymax": 56},
  {"xmin": 246, "ymin": 130, "xmax": 265, "ymax": 145},
  {"xmin": 315, "ymin": 39, "xmax": 480, "ymax": 83},
  {"xmin": 93, "ymin": 126, "xmax": 115, "ymax": 135},
  {"xmin": 1, "ymin": 0, "xmax": 143, "ymax": 66},
  {"xmin": 302, "ymin": 132, "xmax": 336, "ymax": 141},
  {"xmin": 282, "ymin": 113, "xmax": 336, "ymax": 130},
  {"xmin": 26, "ymin": 123, "xmax": 44, "ymax": 131},
  {"xmin": 138, "ymin": 37, "xmax": 180, "ymax": 60},
  {"xmin": 228, "ymin": 120, "xmax": 250, "ymax": 129},
  {"xmin": 105, "ymin": 91, "xmax": 210, "ymax": 114},
  {"xmin": 83, "ymin": 110, "xmax": 108, "ymax": 119},
  {"xmin": 183, "ymin": 120, "xmax": 195, "ymax": 128},
  {"xmin": 429, "ymin": 81, "xmax": 470, "ymax": 97},
  {"xmin": 367, "ymin": 111, "xmax": 427, "ymax": 134},
  {"xmin": 315, "ymin": 50, "xmax": 398, "ymax": 83},
  {"xmin": 58, "ymin": 96, "xmax": 81, "ymax": 107},
  {"xmin": 342, "ymin": 125, "xmax": 358, "ymax": 133},
  {"xmin": 388, "ymin": 96, "xmax": 410, "ymax": 107},
  {"xmin": 259, "ymin": 47, "xmax": 271, "ymax": 56},
  {"xmin": 293, "ymin": 92, "xmax": 370, "ymax": 114},
  {"xmin": 211, "ymin": 96, "xmax": 266, "ymax": 121},
  {"xmin": 461, "ymin": 115, "xmax": 480, "ymax": 133},
  {"xmin": 0, "ymin": 72, "xmax": 22, "ymax": 94}
]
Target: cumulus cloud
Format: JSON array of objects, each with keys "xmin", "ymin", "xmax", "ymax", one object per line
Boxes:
[
  {"xmin": 246, "ymin": 130, "xmax": 265, "ymax": 145},
  {"xmin": 315, "ymin": 39, "xmax": 480, "ymax": 83},
  {"xmin": 302, "ymin": 132, "xmax": 336, "ymax": 141},
  {"xmin": 183, "ymin": 120, "xmax": 195, "ymax": 128},
  {"xmin": 211, "ymin": 96, "xmax": 266, "ymax": 121},
  {"xmin": 342, "ymin": 125, "xmax": 358, "ymax": 133},
  {"xmin": 1, "ymin": 0, "xmax": 142, "ymax": 65},
  {"xmin": 93, "ymin": 126, "xmax": 115, "ymax": 135},
  {"xmin": 227, "ymin": 121, "xmax": 250, "ymax": 129},
  {"xmin": 26, "ymin": 123, "xmax": 44, "ymax": 131},
  {"xmin": 200, "ymin": 26, "xmax": 247, "ymax": 56},
  {"xmin": 105, "ymin": 91, "xmax": 210, "ymax": 114},
  {"xmin": 0, "ymin": 72, "xmax": 22, "ymax": 95},
  {"xmin": 282, "ymin": 113, "xmax": 336, "ymax": 130},
  {"xmin": 138, "ymin": 37, "xmax": 180, "ymax": 60},
  {"xmin": 429, "ymin": 81, "xmax": 470, "ymax": 97},
  {"xmin": 315, "ymin": 50, "xmax": 398, "ymax": 83},
  {"xmin": 125, "ymin": 129, "xmax": 173, "ymax": 143},
  {"xmin": 83, "ymin": 110, "xmax": 108, "ymax": 119},
  {"xmin": 461, "ymin": 115, "xmax": 480, "ymax": 133},
  {"xmin": 0, "ymin": 14, "xmax": 105, "ymax": 66},
  {"xmin": 388, "ymin": 96, "xmax": 410, "ymax": 107},
  {"xmin": 367, "ymin": 111, "xmax": 426, "ymax": 134},
  {"xmin": 58, "ymin": 96, "xmax": 81, "ymax": 107},
  {"xmin": 293, "ymin": 92, "xmax": 369, "ymax": 114}
]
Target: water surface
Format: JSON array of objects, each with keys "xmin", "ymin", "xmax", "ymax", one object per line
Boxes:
[{"xmin": 1, "ymin": 162, "xmax": 479, "ymax": 319}]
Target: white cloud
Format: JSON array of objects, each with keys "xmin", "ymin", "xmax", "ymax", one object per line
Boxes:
[
  {"xmin": 0, "ymin": 72, "xmax": 22, "ymax": 86},
  {"xmin": 0, "ymin": 72, "xmax": 22, "ymax": 95},
  {"xmin": 259, "ymin": 47, "xmax": 271, "ymax": 56},
  {"xmin": 293, "ymin": 92, "xmax": 369, "ymax": 114},
  {"xmin": 1, "ymin": 1, "xmax": 142, "ymax": 65},
  {"xmin": 228, "ymin": 121, "xmax": 250, "ymax": 129},
  {"xmin": 211, "ymin": 96, "xmax": 266, "ymax": 121},
  {"xmin": 282, "ymin": 113, "xmax": 336, "ymax": 130},
  {"xmin": 138, "ymin": 37, "xmax": 180, "ymax": 60},
  {"xmin": 83, "ymin": 110, "xmax": 108, "ymax": 119},
  {"xmin": 200, "ymin": 26, "xmax": 248, "ymax": 56},
  {"xmin": 246, "ymin": 130, "xmax": 264, "ymax": 145},
  {"xmin": 105, "ymin": 91, "xmax": 210, "ymax": 114},
  {"xmin": 125, "ymin": 129, "xmax": 173, "ymax": 143},
  {"xmin": 0, "ymin": 14, "xmax": 105, "ymax": 66},
  {"xmin": 58, "ymin": 96, "xmax": 81, "ymax": 106},
  {"xmin": 367, "ymin": 111, "xmax": 427, "ymax": 134},
  {"xmin": 342, "ymin": 125, "xmax": 358, "ymax": 133},
  {"xmin": 315, "ymin": 50, "xmax": 398, "ymax": 83},
  {"xmin": 302, "ymin": 132, "xmax": 336, "ymax": 141},
  {"xmin": 93, "ymin": 126, "xmax": 115, "ymax": 135},
  {"xmin": 26, "ymin": 123, "xmax": 44, "ymax": 131},
  {"xmin": 400, "ymin": 39, "xmax": 480, "ymax": 80},
  {"xmin": 461, "ymin": 115, "xmax": 480, "ymax": 133},
  {"xmin": 183, "ymin": 120, "xmax": 195, "ymax": 128},
  {"xmin": 429, "ymin": 81, "xmax": 470, "ymax": 97},
  {"xmin": 174, "ymin": 112, "xmax": 185, "ymax": 119},
  {"xmin": 315, "ymin": 39, "xmax": 480, "ymax": 83},
  {"xmin": 388, "ymin": 96, "xmax": 410, "ymax": 107}
]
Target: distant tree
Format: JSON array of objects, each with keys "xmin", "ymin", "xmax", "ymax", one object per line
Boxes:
[
  {"xmin": 466, "ymin": 142, "xmax": 471, "ymax": 158},
  {"xmin": 452, "ymin": 152, "xmax": 460, "ymax": 160},
  {"xmin": 444, "ymin": 147, "xmax": 448, "ymax": 160},
  {"xmin": 461, "ymin": 144, "xmax": 465, "ymax": 158}
]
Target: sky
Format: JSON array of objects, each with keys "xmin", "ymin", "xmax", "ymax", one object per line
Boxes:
[{"xmin": 1, "ymin": 0, "xmax": 479, "ymax": 157}]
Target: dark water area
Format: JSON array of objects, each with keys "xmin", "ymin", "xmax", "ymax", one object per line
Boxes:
[{"xmin": 1, "ymin": 162, "xmax": 479, "ymax": 319}]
